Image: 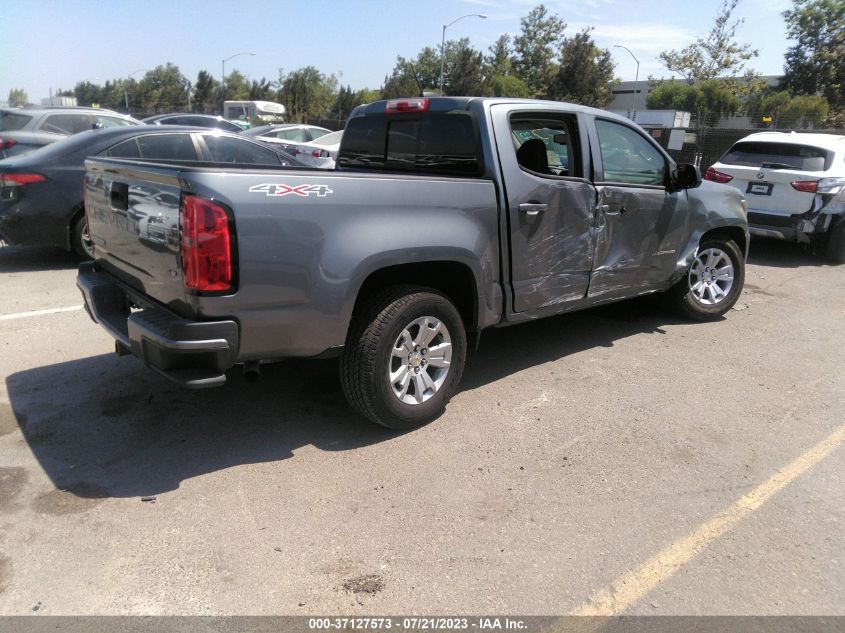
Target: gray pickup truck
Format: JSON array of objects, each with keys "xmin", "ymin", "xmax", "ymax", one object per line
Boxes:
[{"xmin": 77, "ymin": 97, "xmax": 749, "ymax": 428}]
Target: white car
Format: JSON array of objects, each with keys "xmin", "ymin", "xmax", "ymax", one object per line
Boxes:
[
  {"xmin": 261, "ymin": 130, "xmax": 343, "ymax": 169},
  {"xmin": 706, "ymin": 131, "xmax": 845, "ymax": 262}
]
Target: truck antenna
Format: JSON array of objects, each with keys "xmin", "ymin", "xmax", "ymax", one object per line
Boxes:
[{"xmin": 407, "ymin": 62, "xmax": 425, "ymax": 98}]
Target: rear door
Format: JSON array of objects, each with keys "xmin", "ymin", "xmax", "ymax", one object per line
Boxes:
[
  {"xmin": 587, "ymin": 117, "xmax": 689, "ymax": 297},
  {"xmin": 490, "ymin": 105, "xmax": 597, "ymax": 313}
]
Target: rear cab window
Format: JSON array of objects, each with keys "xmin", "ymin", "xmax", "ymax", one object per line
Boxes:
[
  {"xmin": 720, "ymin": 142, "xmax": 831, "ymax": 172},
  {"xmin": 338, "ymin": 108, "xmax": 483, "ymax": 177}
]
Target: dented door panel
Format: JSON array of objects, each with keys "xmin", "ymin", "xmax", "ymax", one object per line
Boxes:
[{"xmin": 589, "ymin": 184, "xmax": 690, "ymax": 298}]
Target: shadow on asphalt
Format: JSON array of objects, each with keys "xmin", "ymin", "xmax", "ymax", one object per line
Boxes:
[
  {"xmin": 6, "ymin": 296, "xmax": 690, "ymax": 499},
  {"xmin": 747, "ymin": 236, "xmax": 829, "ymax": 269},
  {"xmin": 0, "ymin": 245, "xmax": 80, "ymax": 273}
]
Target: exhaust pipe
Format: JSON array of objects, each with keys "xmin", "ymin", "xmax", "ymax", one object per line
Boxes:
[{"xmin": 243, "ymin": 361, "xmax": 260, "ymax": 382}]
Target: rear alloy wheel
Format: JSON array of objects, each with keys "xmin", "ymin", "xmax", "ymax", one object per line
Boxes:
[
  {"xmin": 669, "ymin": 237, "xmax": 744, "ymax": 321},
  {"xmin": 341, "ymin": 286, "xmax": 467, "ymax": 429},
  {"xmin": 71, "ymin": 213, "xmax": 95, "ymax": 260}
]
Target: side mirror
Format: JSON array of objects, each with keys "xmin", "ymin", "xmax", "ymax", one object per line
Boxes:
[{"xmin": 675, "ymin": 163, "xmax": 702, "ymax": 190}]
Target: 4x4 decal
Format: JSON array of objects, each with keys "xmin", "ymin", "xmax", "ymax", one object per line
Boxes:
[{"xmin": 248, "ymin": 183, "xmax": 334, "ymax": 197}]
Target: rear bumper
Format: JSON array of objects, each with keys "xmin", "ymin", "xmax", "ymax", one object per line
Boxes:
[
  {"xmin": 76, "ymin": 262, "xmax": 239, "ymax": 388},
  {"xmin": 748, "ymin": 210, "xmax": 835, "ymax": 243}
]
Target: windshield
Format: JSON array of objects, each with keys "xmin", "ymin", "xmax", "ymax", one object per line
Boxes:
[{"xmin": 314, "ymin": 130, "xmax": 343, "ymax": 146}]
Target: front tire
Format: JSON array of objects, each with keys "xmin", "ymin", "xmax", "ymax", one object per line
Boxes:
[
  {"xmin": 668, "ymin": 237, "xmax": 745, "ymax": 321},
  {"xmin": 340, "ymin": 286, "xmax": 467, "ymax": 429},
  {"xmin": 71, "ymin": 213, "xmax": 94, "ymax": 260}
]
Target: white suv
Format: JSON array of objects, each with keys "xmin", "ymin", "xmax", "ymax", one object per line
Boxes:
[{"xmin": 706, "ymin": 131, "xmax": 845, "ymax": 263}]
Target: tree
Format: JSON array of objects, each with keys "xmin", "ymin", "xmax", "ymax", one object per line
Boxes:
[
  {"xmin": 73, "ymin": 81, "xmax": 103, "ymax": 107},
  {"xmin": 781, "ymin": 0, "xmax": 845, "ymax": 109},
  {"xmin": 222, "ymin": 69, "xmax": 250, "ymax": 101},
  {"xmin": 647, "ymin": 79, "xmax": 742, "ymax": 125},
  {"xmin": 137, "ymin": 63, "xmax": 190, "ymax": 113},
  {"xmin": 490, "ymin": 75, "xmax": 532, "ymax": 98},
  {"xmin": 512, "ymin": 4, "xmax": 566, "ymax": 97},
  {"xmin": 381, "ymin": 57, "xmax": 424, "ymax": 99},
  {"xmin": 658, "ymin": 0, "xmax": 758, "ymax": 85},
  {"xmin": 548, "ymin": 28, "xmax": 617, "ymax": 107},
  {"xmin": 249, "ymin": 77, "xmax": 275, "ymax": 101},
  {"xmin": 8, "ymin": 88, "xmax": 28, "ymax": 107},
  {"xmin": 443, "ymin": 38, "xmax": 485, "ymax": 96},
  {"xmin": 485, "ymin": 35, "xmax": 514, "ymax": 78},
  {"xmin": 192, "ymin": 70, "xmax": 218, "ymax": 113},
  {"xmin": 278, "ymin": 66, "xmax": 338, "ymax": 121},
  {"xmin": 745, "ymin": 89, "xmax": 830, "ymax": 128}
]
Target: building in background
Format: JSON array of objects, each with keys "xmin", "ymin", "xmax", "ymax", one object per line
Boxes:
[{"xmin": 40, "ymin": 96, "xmax": 78, "ymax": 107}]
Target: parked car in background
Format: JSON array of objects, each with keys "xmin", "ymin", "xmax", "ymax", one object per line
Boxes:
[
  {"xmin": 142, "ymin": 113, "xmax": 243, "ymax": 133},
  {"xmin": 706, "ymin": 131, "xmax": 845, "ymax": 263},
  {"xmin": 0, "ymin": 107, "xmax": 141, "ymax": 159},
  {"xmin": 269, "ymin": 129, "xmax": 343, "ymax": 169},
  {"xmin": 242, "ymin": 123, "xmax": 331, "ymax": 143},
  {"xmin": 0, "ymin": 127, "xmax": 302, "ymax": 258}
]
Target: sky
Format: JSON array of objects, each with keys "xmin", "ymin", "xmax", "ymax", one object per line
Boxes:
[{"xmin": 2, "ymin": 0, "xmax": 794, "ymax": 104}]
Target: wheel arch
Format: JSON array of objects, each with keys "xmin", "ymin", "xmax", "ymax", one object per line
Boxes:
[{"xmin": 350, "ymin": 261, "xmax": 479, "ymax": 338}]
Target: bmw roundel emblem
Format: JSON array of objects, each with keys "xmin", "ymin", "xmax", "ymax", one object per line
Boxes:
[{"xmin": 756, "ymin": 172, "xmax": 765, "ymax": 179}]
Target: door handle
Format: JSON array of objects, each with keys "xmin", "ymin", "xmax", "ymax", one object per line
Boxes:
[
  {"xmin": 519, "ymin": 203, "xmax": 548, "ymax": 216},
  {"xmin": 598, "ymin": 204, "xmax": 627, "ymax": 216}
]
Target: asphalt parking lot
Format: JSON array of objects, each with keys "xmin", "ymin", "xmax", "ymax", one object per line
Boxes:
[{"xmin": 0, "ymin": 239, "xmax": 842, "ymax": 616}]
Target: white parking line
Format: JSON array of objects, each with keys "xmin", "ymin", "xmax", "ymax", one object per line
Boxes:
[{"xmin": 0, "ymin": 305, "xmax": 84, "ymax": 321}]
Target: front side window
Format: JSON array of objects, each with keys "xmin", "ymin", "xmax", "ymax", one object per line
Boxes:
[
  {"xmin": 596, "ymin": 119, "xmax": 666, "ymax": 186},
  {"xmin": 39, "ymin": 114, "xmax": 94, "ymax": 135}
]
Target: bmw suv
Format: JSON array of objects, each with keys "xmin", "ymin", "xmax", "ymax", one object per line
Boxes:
[{"xmin": 706, "ymin": 131, "xmax": 845, "ymax": 263}]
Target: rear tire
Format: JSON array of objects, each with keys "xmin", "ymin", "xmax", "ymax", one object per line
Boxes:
[
  {"xmin": 340, "ymin": 286, "xmax": 467, "ymax": 429},
  {"xmin": 71, "ymin": 213, "xmax": 94, "ymax": 260},
  {"xmin": 667, "ymin": 237, "xmax": 745, "ymax": 321},
  {"xmin": 825, "ymin": 219, "xmax": 845, "ymax": 264}
]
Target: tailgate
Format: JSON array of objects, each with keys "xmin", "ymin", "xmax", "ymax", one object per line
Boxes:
[{"xmin": 84, "ymin": 158, "xmax": 188, "ymax": 313}]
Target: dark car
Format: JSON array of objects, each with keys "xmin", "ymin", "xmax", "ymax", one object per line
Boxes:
[
  {"xmin": 142, "ymin": 113, "xmax": 243, "ymax": 133},
  {"xmin": 0, "ymin": 106, "xmax": 141, "ymax": 159},
  {"xmin": 0, "ymin": 127, "xmax": 302, "ymax": 258}
]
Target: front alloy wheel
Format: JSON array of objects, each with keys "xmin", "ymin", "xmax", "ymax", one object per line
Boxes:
[
  {"xmin": 668, "ymin": 236, "xmax": 744, "ymax": 321},
  {"xmin": 688, "ymin": 247, "xmax": 735, "ymax": 306}
]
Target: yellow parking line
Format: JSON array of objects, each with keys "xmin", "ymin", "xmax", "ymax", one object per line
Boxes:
[{"xmin": 573, "ymin": 424, "xmax": 845, "ymax": 615}]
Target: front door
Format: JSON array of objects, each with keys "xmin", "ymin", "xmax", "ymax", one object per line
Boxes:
[
  {"xmin": 490, "ymin": 106, "xmax": 597, "ymax": 313},
  {"xmin": 588, "ymin": 117, "xmax": 688, "ymax": 298}
]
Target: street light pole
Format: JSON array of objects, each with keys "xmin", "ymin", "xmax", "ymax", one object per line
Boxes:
[
  {"xmin": 124, "ymin": 68, "xmax": 149, "ymax": 114},
  {"xmin": 222, "ymin": 52, "xmax": 255, "ymax": 112},
  {"xmin": 613, "ymin": 45, "xmax": 640, "ymax": 119},
  {"xmin": 440, "ymin": 13, "xmax": 487, "ymax": 95}
]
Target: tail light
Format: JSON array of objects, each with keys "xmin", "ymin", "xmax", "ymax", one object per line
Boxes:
[
  {"xmin": 0, "ymin": 138, "xmax": 17, "ymax": 150},
  {"xmin": 180, "ymin": 195, "xmax": 234, "ymax": 293},
  {"xmin": 1, "ymin": 173, "xmax": 46, "ymax": 186},
  {"xmin": 790, "ymin": 180, "xmax": 818, "ymax": 193},
  {"xmin": 386, "ymin": 98, "xmax": 429, "ymax": 114},
  {"xmin": 704, "ymin": 167, "xmax": 734, "ymax": 184}
]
